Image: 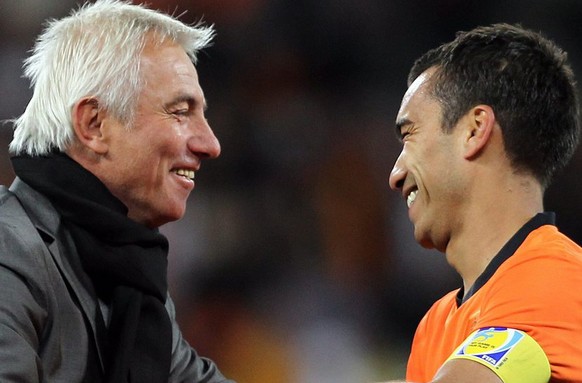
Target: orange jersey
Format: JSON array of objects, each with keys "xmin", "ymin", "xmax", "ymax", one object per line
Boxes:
[{"xmin": 406, "ymin": 213, "xmax": 582, "ymax": 382}]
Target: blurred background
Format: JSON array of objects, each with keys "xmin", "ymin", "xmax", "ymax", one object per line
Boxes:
[{"xmin": 1, "ymin": 0, "xmax": 581, "ymax": 381}]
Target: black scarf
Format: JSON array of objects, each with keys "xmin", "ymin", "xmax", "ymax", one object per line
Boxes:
[{"xmin": 11, "ymin": 153, "xmax": 172, "ymax": 383}]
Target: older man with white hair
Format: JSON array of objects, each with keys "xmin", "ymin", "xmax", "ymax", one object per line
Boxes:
[{"xmin": 0, "ymin": 1, "xmax": 233, "ymax": 382}]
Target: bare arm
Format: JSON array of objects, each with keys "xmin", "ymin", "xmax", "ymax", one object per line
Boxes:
[
  {"xmin": 375, "ymin": 359, "xmax": 503, "ymax": 383},
  {"xmin": 432, "ymin": 359, "xmax": 503, "ymax": 383}
]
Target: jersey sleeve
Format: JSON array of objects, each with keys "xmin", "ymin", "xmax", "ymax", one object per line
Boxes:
[
  {"xmin": 448, "ymin": 327, "xmax": 550, "ymax": 383},
  {"xmin": 475, "ymin": 233, "xmax": 582, "ymax": 377}
]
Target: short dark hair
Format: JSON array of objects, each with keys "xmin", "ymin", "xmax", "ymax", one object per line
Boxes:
[{"xmin": 408, "ymin": 23, "xmax": 580, "ymax": 188}]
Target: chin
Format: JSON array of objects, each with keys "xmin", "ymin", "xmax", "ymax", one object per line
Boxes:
[
  {"xmin": 144, "ymin": 210, "xmax": 186, "ymax": 229},
  {"xmin": 414, "ymin": 227, "xmax": 436, "ymax": 250},
  {"xmin": 418, "ymin": 238, "xmax": 436, "ymax": 250},
  {"xmin": 163, "ymin": 206, "xmax": 187, "ymax": 224},
  {"xmin": 417, "ymin": 233, "xmax": 449, "ymax": 253}
]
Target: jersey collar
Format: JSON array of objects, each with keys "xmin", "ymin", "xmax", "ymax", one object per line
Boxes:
[{"xmin": 456, "ymin": 212, "xmax": 556, "ymax": 307}]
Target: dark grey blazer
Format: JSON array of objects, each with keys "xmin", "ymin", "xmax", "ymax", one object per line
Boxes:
[{"xmin": 0, "ymin": 178, "xmax": 233, "ymax": 383}]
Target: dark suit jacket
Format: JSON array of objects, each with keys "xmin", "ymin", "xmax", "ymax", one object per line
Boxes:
[{"xmin": 0, "ymin": 178, "xmax": 233, "ymax": 383}]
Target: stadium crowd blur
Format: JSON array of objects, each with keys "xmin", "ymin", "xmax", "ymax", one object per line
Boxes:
[{"xmin": 1, "ymin": 0, "xmax": 581, "ymax": 381}]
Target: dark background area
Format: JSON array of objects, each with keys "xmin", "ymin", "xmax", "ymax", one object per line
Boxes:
[{"xmin": 1, "ymin": 1, "xmax": 581, "ymax": 381}]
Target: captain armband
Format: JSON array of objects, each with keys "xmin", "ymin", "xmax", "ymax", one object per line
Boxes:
[{"xmin": 447, "ymin": 327, "xmax": 551, "ymax": 383}]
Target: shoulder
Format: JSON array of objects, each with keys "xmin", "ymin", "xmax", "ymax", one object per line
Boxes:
[
  {"xmin": 0, "ymin": 184, "xmax": 25, "ymax": 219},
  {"xmin": 490, "ymin": 225, "xmax": 582, "ymax": 292},
  {"xmin": 475, "ymin": 226, "xmax": 582, "ymax": 376},
  {"xmin": 0, "ymin": 185, "xmax": 13, "ymax": 204},
  {"xmin": 481, "ymin": 226, "xmax": 582, "ymax": 310},
  {"xmin": 518, "ymin": 224, "xmax": 582, "ymax": 260},
  {"xmin": 0, "ymin": 185, "xmax": 41, "ymax": 255},
  {"xmin": 0, "ymin": 181, "xmax": 57, "ymax": 308},
  {"xmin": 0, "ymin": 184, "xmax": 48, "ymax": 261}
]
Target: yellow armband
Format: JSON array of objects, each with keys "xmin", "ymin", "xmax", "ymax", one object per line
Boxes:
[{"xmin": 448, "ymin": 327, "xmax": 550, "ymax": 383}]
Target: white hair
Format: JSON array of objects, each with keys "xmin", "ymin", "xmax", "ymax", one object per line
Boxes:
[{"xmin": 10, "ymin": 0, "xmax": 215, "ymax": 156}]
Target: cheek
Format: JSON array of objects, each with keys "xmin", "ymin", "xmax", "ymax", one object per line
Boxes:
[
  {"xmin": 113, "ymin": 145, "xmax": 157, "ymax": 191},
  {"xmin": 151, "ymin": 123, "xmax": 185, "ymax": 153}
]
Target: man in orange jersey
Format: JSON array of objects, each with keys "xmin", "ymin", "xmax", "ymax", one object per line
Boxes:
[{"xmin": 386, "ymin": 24, "xmax": 582, "ymax": 382}]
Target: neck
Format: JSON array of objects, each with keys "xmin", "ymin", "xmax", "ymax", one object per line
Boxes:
[{"xmin": 445, "ymin": 175, "xmax": 544, "ymax": 294}]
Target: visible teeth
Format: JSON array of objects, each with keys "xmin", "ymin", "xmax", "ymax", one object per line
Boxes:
[
  {"xmin": 407, "ymin": 190, "xmax": 417, "ymax": 208},
  {"xmin": 175, "ymin": 169, "xmax": 195, "ymax": 180}
]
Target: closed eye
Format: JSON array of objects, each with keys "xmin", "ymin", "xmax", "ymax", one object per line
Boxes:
[
  {"xmin": 395, "ymin": 117, "xmax": 412, "ymax": 142},
  {"xmin": 173, "ymin": 109, "xmax": 190, "ymax": 116},
  {"xmin": 164, "ymin": 96, "xmax": 195, "ymax": 118}
]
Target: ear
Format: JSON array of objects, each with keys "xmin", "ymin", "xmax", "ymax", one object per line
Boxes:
[
  {"xmin": 71, "ymin": 97, "xmax": 109, "ymax": 155},
  {"xmin": 462, "ymin": 105, "xmax": 496, "ymax": 160}
]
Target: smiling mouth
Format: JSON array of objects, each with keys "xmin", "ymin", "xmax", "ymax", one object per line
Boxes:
[
  {"xmin": 407, "ymin": 189, "xmax": 418, "ymax": 208},
  {"xmin": 173, "ymin": 169, "xmax": 195, "ymax": 181}
]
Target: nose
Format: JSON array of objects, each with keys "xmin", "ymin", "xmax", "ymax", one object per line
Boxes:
[
  {"xmin": 389, "ymin": 150, "xmax": 407, "ymax": 192},
  {"xmin": 188, "ymin": 119, "xmax": 221, "ymax": 159}
]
